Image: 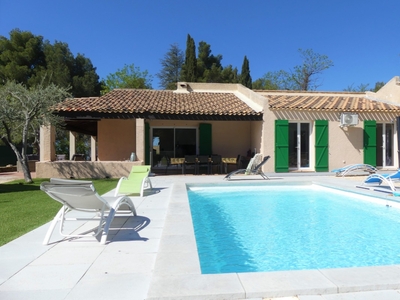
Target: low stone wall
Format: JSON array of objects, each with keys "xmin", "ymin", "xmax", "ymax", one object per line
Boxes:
[
  {"xmin": 17, "ymin": 160, "xmax": 38, "ymax": 172},
  {"xmin": 35, "ymin": 161, "xmax": 144, "ymax": 179}
]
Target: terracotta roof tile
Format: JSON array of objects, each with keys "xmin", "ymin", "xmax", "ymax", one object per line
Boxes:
[
  {"xmin": 266, "ymin": 94, "xmax": 400, "ymax": 112},
  {"xmin": 53, "ymin": 89, "xmax": 261, "ymax": 117},
  {"xmin": 54, "ymin": 89, "xmax": 400, "ymax": 118}
]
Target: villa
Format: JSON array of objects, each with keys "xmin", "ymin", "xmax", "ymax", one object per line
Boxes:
[
  {"xmin": 6, "ymin": 77, "xmax": 400, "ymax": 300},
  {"xmin": 36, "ymin": 76, "xmax": 400, "ymax": 178}
]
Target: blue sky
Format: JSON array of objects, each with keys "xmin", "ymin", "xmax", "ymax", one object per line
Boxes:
[{"xmin": 1, "ymin": 0, "xmax": 399, "ymax": 91}]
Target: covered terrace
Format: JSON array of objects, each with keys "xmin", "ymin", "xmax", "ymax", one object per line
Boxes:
[{"xmin": 36, "ymin": 82, "xmax": 265, "ymax": 179}]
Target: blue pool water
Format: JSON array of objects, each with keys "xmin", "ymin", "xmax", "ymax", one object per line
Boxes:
[{"xmin": 187, "ymin": 184, "xmax": 400, "ymax": 274}]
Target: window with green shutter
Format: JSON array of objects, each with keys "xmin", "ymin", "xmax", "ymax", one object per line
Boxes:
[
  {"xmin": 275, "ymin": 120, "xmax": 289, "ymax": 172},
  {"xmin": 364, "ymin": 120, "xmax": 376, "ymax": 166},
  {"xmin": 315, "ymin": 120, "xmax": 328, "ymax": 172},
  {"xmin": 199, "ymin": 123, "xmax": 212, "ymax": 155}
]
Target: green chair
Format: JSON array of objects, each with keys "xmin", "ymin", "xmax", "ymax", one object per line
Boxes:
[{"xmin": 114, "ymin": 165, "xmax": 152, "ymax": 197}]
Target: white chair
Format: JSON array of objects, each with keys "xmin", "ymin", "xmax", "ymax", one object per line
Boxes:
[
  {"xmin": 331, "ymin": 164, "xmax": 377, "ymax": 177},
  {"xmin": 40, "ymin": 178, "xmax": 137, "ymax": 245}
]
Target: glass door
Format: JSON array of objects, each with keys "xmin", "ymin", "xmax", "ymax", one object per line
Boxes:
[
  {"xmin": 376, "ymin": 123, "xmax": 394, "ymax": 167},
  {"xmin": 151, "ymin": 127, "xmax": 196, "ymax": 166},
  {"xmin": 152, "ymin": 128, "xmax": 174, "ymax": 166},
  {"xmin": 289, "ymin": 123, "xmax": 310, "ymax": 170},
  {"xmin": 175, "ymin": 128, "xmax": 196, "ymax": 157}
]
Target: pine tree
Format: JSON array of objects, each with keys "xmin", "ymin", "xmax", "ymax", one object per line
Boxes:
[
  {"xmin": 0, "ymin": 29, "xmax": 101, "ymax": 96},
  {"xmin": 156, "ymin": 43, "xmax": 184, "ymax": 89},
  {"xmin": 240, "ymin": 55, "xmax": 252, "ymax": 88},
  {"xmin": 196, "ymin": 41, "xmax": 223, "ymax": 82}
]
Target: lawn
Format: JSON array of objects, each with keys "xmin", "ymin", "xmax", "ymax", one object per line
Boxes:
[{"xmin": 0, "ymin": 178, "xmax": 118, "ymax": 246}]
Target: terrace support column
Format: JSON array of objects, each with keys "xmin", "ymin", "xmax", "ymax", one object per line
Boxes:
[
  {"xmin": 69, "ymin": 131, "xmax": 77, "ymax": 160},
  {"xmin": 91, "ymin": 135, "xmax": 96, "ymax": 161},
  {"xmin": 136, "ymin": 118, "xmax": 145, "ymax": 162},
  {"xmin": 40, "ymin": 125, "xmax": 56, "ymax": 161}
]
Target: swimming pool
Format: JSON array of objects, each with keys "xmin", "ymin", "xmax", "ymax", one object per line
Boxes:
[{"xmin": 187, "ymin": 183, "xmax": 400, "ymax": 274}]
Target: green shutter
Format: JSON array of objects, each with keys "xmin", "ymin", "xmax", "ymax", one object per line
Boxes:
[
  {"xmin": 315, "ymin": 120, "xmax": 329, "ymax": 172},
  {"xmin": 145, "ymin": 122, "xmax": 150, "ymax": 165},
  {"xmin": 199, "ymin": 123, "xmax": 212, "ymax": 155},
  {"xmin": 364, "ymin": 120, "xmax": 376, "ymax": 166},
  {"xmin": 275, "ymin": 120, "xmax": 289, "ymax": 172}
]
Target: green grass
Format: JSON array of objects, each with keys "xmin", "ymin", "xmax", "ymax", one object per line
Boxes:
[{"xmin": 0, "ymin": 178, "xmax": 118, "ymax": 246}]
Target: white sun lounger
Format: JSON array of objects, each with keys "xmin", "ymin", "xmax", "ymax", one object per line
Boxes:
[
  {"xmin": 331, "ymin": 164, "xmax": 377, "ymax": 177},
  {"xmin": 40, "ymin": 178, "xmax": 137, "ymax": 245},
  {"xmin": 356, "ymin": 170, "xmax": 400, "ymax": 194}
]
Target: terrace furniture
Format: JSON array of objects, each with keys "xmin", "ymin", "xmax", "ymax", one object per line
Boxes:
[
  {"xmin": 357, "ymin": 169, "xmax": 400, "ymax": 194},
  {"xmin": 183, "ymin": 155, "xmax": 197, "ymax": 175},
  {"xmin": 222, "ymin": 155, "xmax": 240, "ymax": 173},
  {"xmin": 197, "ymin": 155, "xmax": 211, "ymax": 175},
  {"xmin": 222, "ymin": 155, "xmax": 241, "ymax": 173},
  {"xmin": 114, "ymin": 165, "xmax": 152, "ymax": 197},
  {"xmin": 224, "ymin": 154, "xmax": 271, "ymax": 180},
  {"xmin": 364, "ymin": 169, "xmax": 400, "ymax": 184},
  {"xmin": 210, "ymin": 155, "xmax": 223, "ymax": 174},
  {"xmin": 331, "ymin": 164, "xmax": 377, "ymax": 177},
  {"xmin": 71, "ymin": 154, "xmax": 86, "ymax": 161},
  {"xmin": 40, "ymin": 178, "xmax": 137, "ymax": 245},
  {"xmin": 169, "ymin": 157, "xmax": 185, "ymax": 174}
]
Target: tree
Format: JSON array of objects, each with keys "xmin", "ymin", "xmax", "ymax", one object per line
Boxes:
[
  {"xmin": 181, "ymin": 34, "xmax": 197, "ymax": 82},
  {"xmin": 0, "ymin": 29, "xmax": 101, "ymax": 97},
  {"xmin": 290, "ymin": 49, "xmax": 333, "ymax": 90},
  {"xmin": 343, "ymin": 83, "xmax": 370, "ymax": 92},
  {"xmin": 71, "ymin": 54, "xmax": 102, "ymax": 97},
  {"xmin": 101, "ymin": 63, "xmax": 153, "ymax": 94},
  {"xmin": 0, "ymin": 81, "xmax": 70, "ymax": 183},
  {"xmin": 252, "ymin": 70, "xmax": 292, "ymax": 90},
  {"xmin": 0, "ymin": 29, "xmax": 45, "ymax": 86},
  {"xmin": 179, "ymin": 34, "xmax": 248, "ymax": 85},
  {"xmin": 157, "ymin": 43, "xmax": 184, "ymax": 90},
  {"xmin": 240, "ymin": 56, "xmax": 252, "ymax": 88},
  {"xmin": 254, "ymin": 48, "xmax": 333, "ymax": 91},
  {"xmin": 36, "ymin": 41, "xmax": 74, "ymax": 88},
  {"xmin": 372, "ymin": 81, "xmax": 385, "ymax": 92},
  {"xmin": 220, "ymin": 65, "xmax": 239, "ymax": 83},
  {"xmin": 196, "ymin": 41, "xmax": 223, "ymax": 82},
  {"xmin": 344, "ymin": 81, "xmax": 385, "ymax": 92}
]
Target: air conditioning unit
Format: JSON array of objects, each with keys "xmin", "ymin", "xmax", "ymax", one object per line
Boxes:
[{"xmin": 340, "ymin": 113, "xmax": 358, "ymax": 127}]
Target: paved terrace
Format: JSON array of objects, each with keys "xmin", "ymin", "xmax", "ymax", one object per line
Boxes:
[{"xmin": 2, "ymin": 173, "xmax": 400, "ymax": 300}]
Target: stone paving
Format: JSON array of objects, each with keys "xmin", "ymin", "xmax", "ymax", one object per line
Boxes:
[{"xmin": 2, "ymin": 172, "xmax": 400, "ymax": 299}]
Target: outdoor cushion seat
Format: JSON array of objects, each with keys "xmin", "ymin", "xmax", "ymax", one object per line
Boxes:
[
  {"xmin": 40, "ymin": 178, "xmax": 137, "ymax": 245},
  {"xmin": 222, "ymin": 155, "xmax": 241, "ymax": 173}
]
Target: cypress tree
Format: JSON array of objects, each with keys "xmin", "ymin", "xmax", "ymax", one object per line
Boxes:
[
  {"xmin": 182, "ymin": 34, "xmax": 197, "ymax": 82},
  {"xmin": 240, "ymin": 55, "xmax": 252, "ymax": 88}
]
